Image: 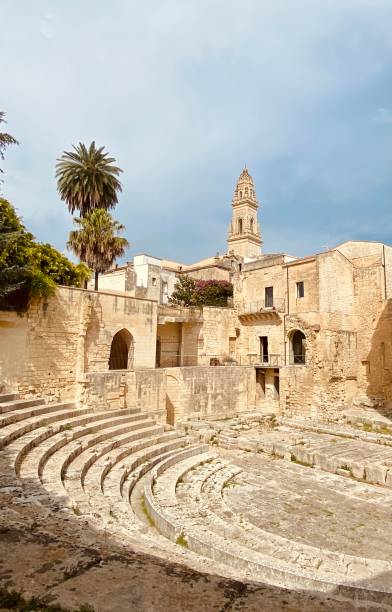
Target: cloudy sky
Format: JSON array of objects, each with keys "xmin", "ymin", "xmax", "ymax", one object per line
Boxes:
[{"xmin": 1, "ymin": 0, "xmax": 392, "ymax": 263}]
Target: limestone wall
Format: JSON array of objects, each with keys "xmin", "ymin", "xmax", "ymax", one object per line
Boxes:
[
  {"xmin": 0, "ymin": 286, "xmax": 157, "ymax": 400},
  {"xmin": 81, "ymin": 366, "xmax": 256, "ymax": 423},
  {"xmin": 198, "ymin": 307, "xmax": 238, "ymax": 364},
  {"xmin": 163, "ymin": 366, "xmax": 256, "ymax": 421}
]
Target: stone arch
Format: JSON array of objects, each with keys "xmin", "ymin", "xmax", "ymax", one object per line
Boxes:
[
  {"xmin": 165, "ymin": 374, "xmax": 180, "ymax": 426},
  {"xmin": 289, "ymin": 329, "xmax": 306, "ymax": 365},
  {"xmin": 108, "ymin": 329, "xmax": 134, "ymax": 370}
]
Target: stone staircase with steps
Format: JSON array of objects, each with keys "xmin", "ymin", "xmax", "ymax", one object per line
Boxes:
[{"xmin": 1, "ymin": 391, "xmax": 392, "ymax": 608}]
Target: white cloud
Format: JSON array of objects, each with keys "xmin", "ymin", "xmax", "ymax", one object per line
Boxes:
[
  {"xmin": 372, "ymin": 108, "xmax": 392, "ymax": 124},
  {"xmin": 1, "ymin": 0, "xmax": 392, "ymax": 259}
]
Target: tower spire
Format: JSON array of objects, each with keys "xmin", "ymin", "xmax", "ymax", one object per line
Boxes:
[{"xmin": 227, "ymin": 168, "xmax": 262, "ymax": 259}]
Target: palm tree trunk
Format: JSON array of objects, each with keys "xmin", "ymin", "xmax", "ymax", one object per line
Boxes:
[{"xmin": 94, "ymin": 270, "xmax": 99, "ymax": 291}]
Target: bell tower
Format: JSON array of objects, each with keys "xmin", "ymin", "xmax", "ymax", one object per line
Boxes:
[{"xmin": 227, "ymin": 168, "xmax": 262, "ymax": 259}]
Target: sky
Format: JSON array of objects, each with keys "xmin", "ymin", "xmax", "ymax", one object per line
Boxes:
[{"xmin": 1, "ymin": 0, "xmax": 392, "ymax": 264}]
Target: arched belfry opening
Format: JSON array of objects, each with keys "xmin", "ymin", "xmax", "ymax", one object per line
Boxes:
[
  {"xmin": 108, "ymin": 329, "xmax": 134, "ymax": 370},
  {"xmin": 289, "ymin": 330, "xmax": 306, "ymax": 364}
]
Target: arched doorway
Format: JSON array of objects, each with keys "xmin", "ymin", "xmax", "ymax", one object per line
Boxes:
[
  {"xmin": 108, "ymin": 329, "xmax": 134, "ymax": 370},
  {"xmin": 290, "ymin": 330, "xmax": 306, "ymax": 364}
]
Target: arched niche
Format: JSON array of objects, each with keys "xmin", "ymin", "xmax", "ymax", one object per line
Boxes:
[
  {"xmin": 289, "ymin": 329, "xmax": 306, "ymax": 365},
  {"xmin": 108, "ymin": 329, "xmax": 134, "ymax": 370}
]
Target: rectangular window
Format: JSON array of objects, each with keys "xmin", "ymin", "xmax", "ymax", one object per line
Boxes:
[
  {"xmin": 265, "ymin": 286, "xmax": 274, "ymax": 308},
  {"xmin": 152, "ymin": 277, "xmax": 157, "ymax": 286},
  {"xmin": 260, "ymin": 336, "xmax": 269, "ymax": 363},
  {"xmin": 296, "ymin": 281, "xmax": 304, "ymax": 298}
]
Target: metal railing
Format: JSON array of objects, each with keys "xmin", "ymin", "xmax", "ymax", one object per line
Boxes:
[
  {"xmin": 240, "ymin": 353, "xmax": 282, "ymax": 367},
  {"xmin": 238, "ymin": 299, "xmax": 285, "ymax": 316}
]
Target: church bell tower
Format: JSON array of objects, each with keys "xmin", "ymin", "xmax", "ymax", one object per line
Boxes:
[{"xmin": 227, "ymin": 168, "xmax": 262, "ymax": 259}]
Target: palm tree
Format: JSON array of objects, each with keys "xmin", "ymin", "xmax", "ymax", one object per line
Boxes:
[
  {"xmin": 0, "ymin": 112, "xmax": 19, "ymax": 175},
  {"xmin": 67, "ymin": 208, "xmax": 129, "ymax": 290},
  {"xmin": 56, "ymin": 141, "xmax": 123, "ymax": 216}
]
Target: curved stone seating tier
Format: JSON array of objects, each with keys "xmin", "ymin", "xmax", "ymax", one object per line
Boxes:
[
  {"xmin": 0, "ymin": 397, "xmax": 45, "ymax": 415},
  {"xmin": 144, "ymin": 451, "xmax": 392, "ymax": 603},
  {"xmin": 280, "ymin": 417, "xmax": 392, "ymax": 448},
  {"xmin": 1, "ymin": 392, "xmax": 392, "ymax": 605},
  {"xmin": 180, "ymin": 459, "xmax": 391, "ymax": 583},
  {"xmin": 0, "ymin": 401, "xmax": 76, "ymax": 428},
  {"xmin": 12, "ymin": 408, "xmax": 141, "ymax": 475},
  {"xmin": 66, "ymin": 432, "xmax": 183, "ymax": 514}
]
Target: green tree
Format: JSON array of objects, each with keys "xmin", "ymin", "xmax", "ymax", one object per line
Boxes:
[
  {"xmin": 56, "ymin": 141, "xmax": 123, "ymax": 216},
  {"xmin": 193, "ymin": 280, "xmax": 233, "ymax": 307},
  {"xmin": 169, "ymin": 274, "xmax": 197, "ymax": 306},
  {"xmin": 67, "ymin": 208, "xmax": 129, "ymax": 290},
  {"xmin": 0, "ymin": 111, "xmax": 19, "ymax": 177},
  {"xmin": 0, "ymin": 198, "xmax": 90, "ymax": 311}
]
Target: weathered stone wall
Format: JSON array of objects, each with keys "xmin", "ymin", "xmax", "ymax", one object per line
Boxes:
[
  {"xmin": 157, "ymin": 322, "xmax": 181, "ymax": 367},
  {"xmin": 0, "ymin": 286, "xmax": 157, "ymax": 400},
  {"xmin": 198, "ymin": 307, "xmax": 238, "ymax": 364},
  {"xmin": 80, "ymin": 366, "xmax": 256, "ymax": 423},
  {"xmin": 163, "ymin": 366, "xmax": 256, "ymax": 421},
  {"xmin": 233, "ymin": 243, "xmax": 392, "ymax": 418}
]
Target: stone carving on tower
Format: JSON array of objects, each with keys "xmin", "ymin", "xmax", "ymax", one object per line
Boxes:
[{"xmin": 227, "ymin": 168, "xmax": 262, "ymax": 259}]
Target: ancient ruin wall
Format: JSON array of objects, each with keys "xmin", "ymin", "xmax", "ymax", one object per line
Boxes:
[{"xmin": 0, "ymin": 286, "xmax": 157, "ymax": 400}]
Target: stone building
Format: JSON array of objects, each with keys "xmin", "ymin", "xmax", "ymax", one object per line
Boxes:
[{"xmin": 1, "ymin": 168, "xmax": 391, "ymax": 421}]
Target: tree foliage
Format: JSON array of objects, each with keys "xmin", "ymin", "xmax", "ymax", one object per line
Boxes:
[
  {"xmin": 193, "ymin": 279, "xmax": 233, "ymax": 307},
  {"xmin": 56, "ymin": 141, "xmax": 123, "ymax": 216},
  {"xmin": 0, "ymin": 112, "xmax": 19, "ymax": 176},
  {"xmin": 169, "ymin": 275, "xmax": 233, "ymax": 307},
  {"xmin": 0, "ymin": 198, "xmax": 90, "ymax": 311},
  {"xmin": 67, "ymin": 208, "xmax": 129, "ymax": 290},
  {"xmin": 169, "ymin": 274, "xmax": 196, "ymax": 306}
]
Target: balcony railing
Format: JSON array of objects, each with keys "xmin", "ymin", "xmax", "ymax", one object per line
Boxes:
[
  {"xmin": 240, "ymin": 353, "xmax": 282, "ymax": 367},
  {"xmin": 238, "ymin": 299, "xmax": 285, "ymax": 318}
]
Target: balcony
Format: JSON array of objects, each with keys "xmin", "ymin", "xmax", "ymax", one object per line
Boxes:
[
  {"xmin": 238, "ymin": 299, "xmax": 285, "ymax": 322},
  {"xmin": 239, "ymin": 353, "xmax": 282, "ymax": 367}
]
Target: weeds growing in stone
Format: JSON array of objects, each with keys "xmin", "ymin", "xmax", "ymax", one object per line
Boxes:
[
  {"xmin": 176, "ymin": 532, "xmax": 188, "ymax": 548},
  {"xmin": 141, "ymin": 495, "xmax": 155, "ymax": 528}
]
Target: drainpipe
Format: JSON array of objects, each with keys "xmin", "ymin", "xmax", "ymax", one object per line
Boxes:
[
  {"xmin": 382, "ymin": 244, "xmax": 387, "ymax": 300},
  {"xmin": 284, "ymin": 266, "xmax": 290, "ymax": 366}
]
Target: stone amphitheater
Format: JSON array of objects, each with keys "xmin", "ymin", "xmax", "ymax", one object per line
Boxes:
[{"xmin": 1, "ymin": 386, "xmax": 392, "ymax": 611}]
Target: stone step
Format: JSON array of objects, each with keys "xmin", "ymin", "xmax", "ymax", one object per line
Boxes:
[
  {"xmin": 82, "ymin": 428, "xmax": 174, "ymax": 500},
  {"xmin": 78, "ymin": 429, "xmax": 179, "ymax": 490},
  {"xmin": 108, "ymin": 436, "xmax": 187, "ymax": 501},
  {"xmin": 5, "ymin": 408, "xmax": 140, "ymax": 474},
  {"xmin": 179, "ymin": 461, "xmax": 366, "ymax": 580},
  {"xmin": 0, "ymin": 406, "xmax": 93, "ymax": 449},
  {"xmin": 0, "ymin": 397, "xmax": 45, "ymax": 414},
  {"xmin": 0, "ymin": 401, "xmax": 77, "ymax": 428},
  {"xmin": 64, "ymin": 430, "xmax": 178, "ymax": 507},
  {"xmin": 0, "ymin": 392, "xmax": 19, "ymax": 403},
  {"xmin": 69, "ymin": 437, "xmax": 187, "ymax": 522},
  {"xmin": 19, "ymin": 414, "xmax": 155, "ymax": 483},
  {"xmin": 44, "ymin": 420, "xmax": 162, "ymax": 493},
  {"xmin": 280, "ymin": 417, "xmax": 392, "ymax": 447},
  {"xmin": 88, "ymin": 442, "xmax": 188, "ymax": 523},
  {"xmin": 144, "ymin": 453, "xmax": 392, "ymax": 601}
]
